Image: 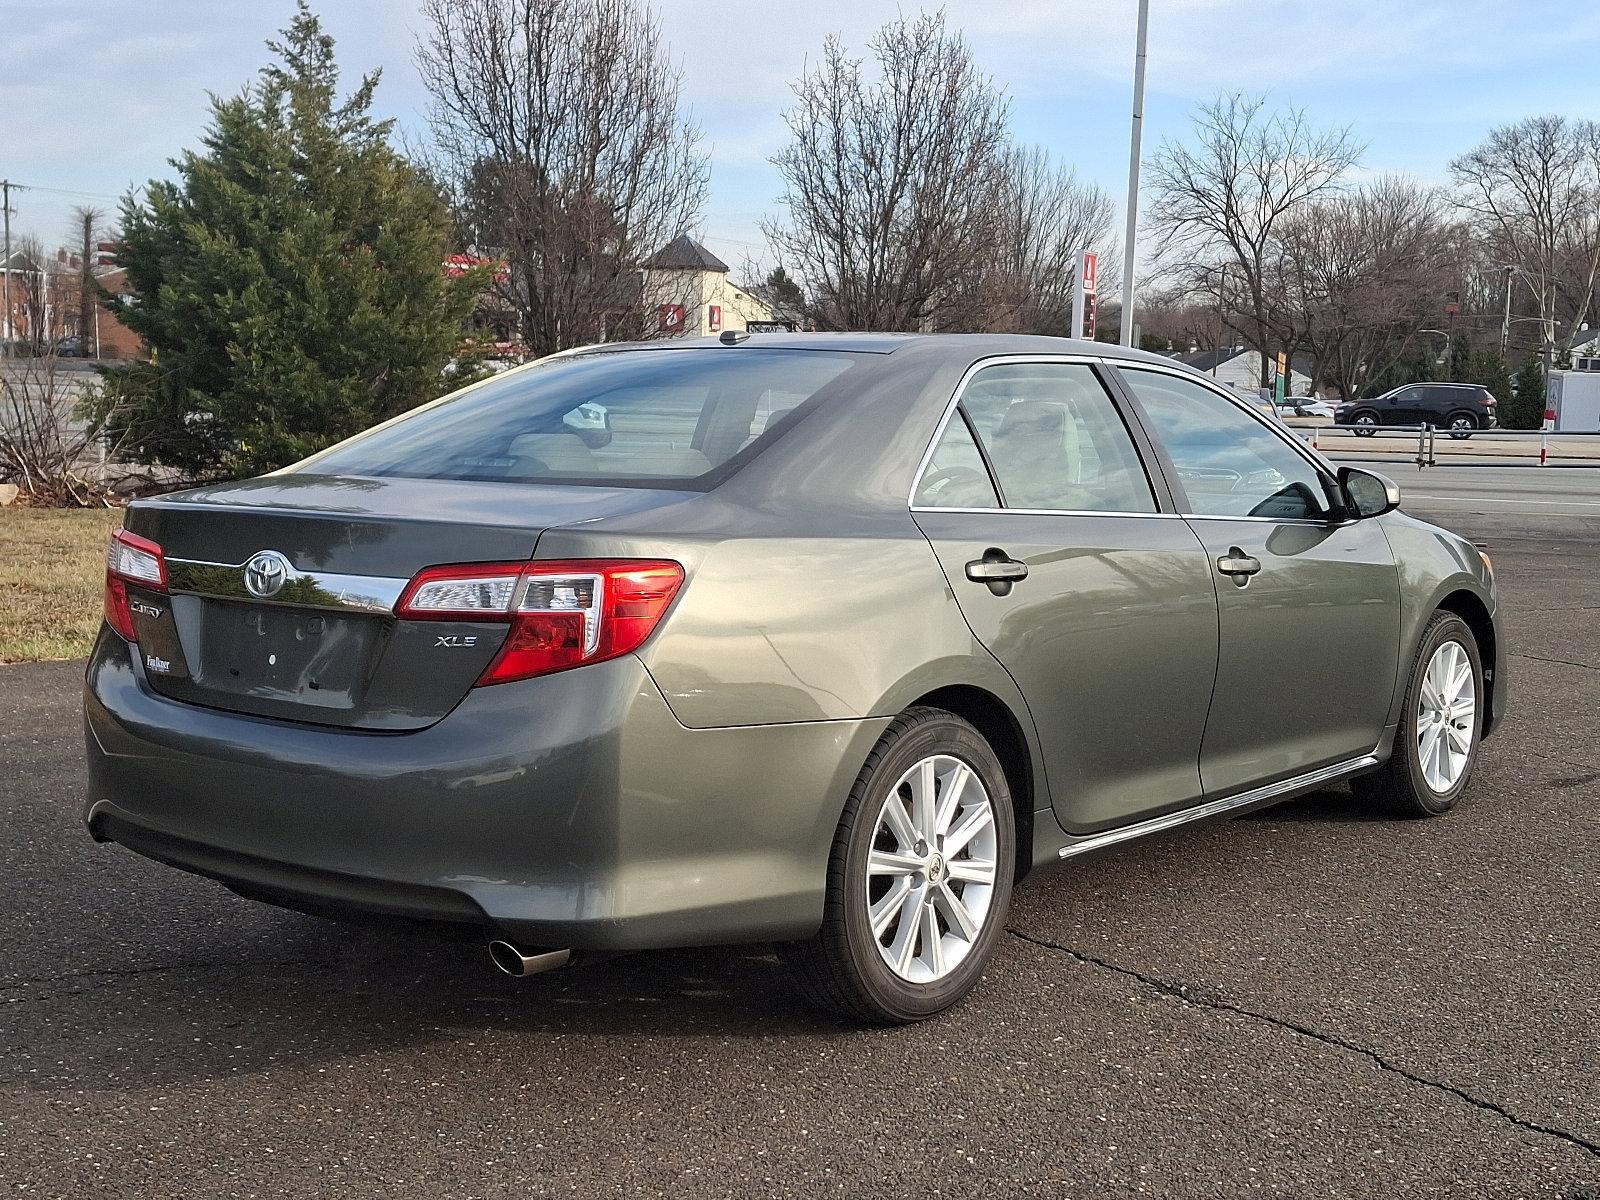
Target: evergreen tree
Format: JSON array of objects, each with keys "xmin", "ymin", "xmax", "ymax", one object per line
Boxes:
[
  {"xmin": 103, "ymin": 4, "xmax": 483, "ymax": 478},
  {"xmin": 1504, "ymin": 352, "xmax": 1546, "ymax": 429},
  {"xmin": 1464, "ymin": 348, "xmax": 1513, "ymax": 406},
  {"xmin": 761, "ymin": 265, "xmax": 807, "ymax": 323}
]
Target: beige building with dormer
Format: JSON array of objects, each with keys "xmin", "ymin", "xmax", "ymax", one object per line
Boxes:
[{"xmin": 642, "ymin": 235, "xmax": 782, "ymax": 338}]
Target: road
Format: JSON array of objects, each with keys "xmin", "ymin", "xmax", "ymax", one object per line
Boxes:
[
  {"xmin": 1391, "ymin": 465, "xmax": 1600, "ymax": 542},
  {"xmin": 1, "ymin": 498, "xmax": 1597, "ymax": 1198}
]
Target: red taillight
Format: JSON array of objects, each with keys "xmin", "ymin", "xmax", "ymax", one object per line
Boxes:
[
  {"xmin": 103, "ymin": 529, "xmax": 168, "ymax": 642},
  {"xmin": 395, "ymin": 559, "xmax": 684, "ymax": 685}
]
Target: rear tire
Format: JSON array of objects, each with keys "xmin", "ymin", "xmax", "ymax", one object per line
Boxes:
[
  {"xmin": 1352, "ymin": 612, "xmax": 1483, "ymax": 817},
  {"xmin": 779, "ymin": 707, "xmax": 1015, "ymax": 1024},
  {"xmin": 1447, "ymin": 412, "xmax": 1478, "ymax": 440}
]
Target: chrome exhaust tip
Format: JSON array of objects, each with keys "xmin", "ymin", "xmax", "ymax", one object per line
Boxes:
[{"xmin": 488, "ymin": 940, "xmax": 573, "ymax": 978}]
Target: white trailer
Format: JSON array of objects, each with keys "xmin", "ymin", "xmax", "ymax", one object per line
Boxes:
[{"xmin": 1546, "ymin": 371, "xmax": 1600, "ymax": 431}]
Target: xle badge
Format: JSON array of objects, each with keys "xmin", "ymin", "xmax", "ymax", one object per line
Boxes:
[{"xmin": 435, "ymin": 635, "xmax": 478, "ymax": 648}]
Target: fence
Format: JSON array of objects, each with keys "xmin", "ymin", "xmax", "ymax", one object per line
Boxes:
[{"xmin": 1296, "ymin": 423, "xmax": 1600, "ymax": 468}]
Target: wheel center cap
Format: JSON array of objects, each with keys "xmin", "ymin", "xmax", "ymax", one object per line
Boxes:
[{"xmin": 926, "ymin": 853, "xmax": 946, "ymax": 885}]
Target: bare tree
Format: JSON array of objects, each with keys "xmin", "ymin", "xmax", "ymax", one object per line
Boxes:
[
  {"xmin": 416, "ymin": 0, "xmax": 708, "ymax": 355},
  {"xmin": 765, "ymin": 12, "xmax": 1009, "ymax": 332},
  {"xmin": 1280, "ymin": 178, "xmax": 1460, "ymax": 398},
  {"xmin": 1138, "ymin": 285, "xmax": 1232, "ymax": 355},
  {"xmin": 1148, "ymin": 93, "xmax": 1361, "ymax": 385},
  {"xmin": 72, "ymin": 206, "xmax": 105, "ymax": 357},
  {"xmin": 988, "ymin": 146, "xmax": 1117, "ymax": 335},
  {"xmin": 0, "ymin": 350, "xmax": 126, "ymax": 504},
  {"xmin": 1451, "ymin": 115, "xmax": 1600, "ymax": 362}
]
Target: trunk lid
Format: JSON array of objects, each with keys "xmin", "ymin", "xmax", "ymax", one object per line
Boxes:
[{"xmin": 122, "ymin": 474, "xmax": 685, "ymax": 730}]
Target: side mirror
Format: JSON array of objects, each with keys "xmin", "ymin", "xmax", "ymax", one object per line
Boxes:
[{"xmin": 1339, "ymin": 466, "xmax": 1400, "ymax": 519}]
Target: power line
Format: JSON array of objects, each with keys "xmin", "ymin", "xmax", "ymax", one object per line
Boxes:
[{"xmin": 20, "ymin": 183, "xmax": 129, "ymax": 203}]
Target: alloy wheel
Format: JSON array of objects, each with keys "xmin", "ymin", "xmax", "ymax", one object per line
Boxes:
[
  {"xmin": 1417, "ymin": 639, "xmax": 1476, "ymax": 793},
  {"xmin": 866, "ymin": 754, "xmax": 998, "ymax": 983}
]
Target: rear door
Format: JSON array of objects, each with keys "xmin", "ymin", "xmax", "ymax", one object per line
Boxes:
[
  {"xmin": 1114, "ymin": 366, "xmax": 1401, "ymax": 796},
  {"xmin": 911, "ymin": 358, "xmax": 1219, "ymax": 834}
]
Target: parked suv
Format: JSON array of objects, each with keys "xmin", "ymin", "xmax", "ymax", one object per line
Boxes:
[{"xmin": 1336, "ymin": 383, "xmax": 1497, "ymax": 438}]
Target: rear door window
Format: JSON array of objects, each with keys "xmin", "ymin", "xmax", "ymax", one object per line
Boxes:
[
  {"xmin": 954, "ymin": 363, "xmax": 1157, "ymax": 513},
  {"xmin": 301, "ymin": 348, "xmax": 863, "ymax": 488},
  {"xmin": 913, "ymin": 412, "xmax": 1000, "ymax": 508}
]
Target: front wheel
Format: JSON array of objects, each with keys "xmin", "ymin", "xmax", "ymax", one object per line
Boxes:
[
  {"xmin": 1352, "ymin": 612, "xmax": 1483, "ymax": 817},
  {"xmin": 780, "ymin": 707, "xmax": 1015, "ymax": 1024},
  {"xmin": 1352, "ymin": 412, "xmax": 1378, "ymax": 437}
]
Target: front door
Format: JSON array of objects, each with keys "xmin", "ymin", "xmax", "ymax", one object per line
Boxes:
[
  {"xmin": 1387, "ymin": 385, "xmax": 1425, "ymax": 425},
  {"xmin": 911, "ymin": 360, "xmax": 1218, "ymax": 833},
  {"xmin": 1116, "ymin": 366, "xmax": 1402, "ymax": 796}
]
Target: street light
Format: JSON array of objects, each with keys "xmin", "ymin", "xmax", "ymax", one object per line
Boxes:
[
  {"xmin": 1416, "ymin": 328, "xmax": 1450, "ymax": 374},
  {"xmin": 1118, "ymin": 0, "xmax": 1150, "ymax": 347}
]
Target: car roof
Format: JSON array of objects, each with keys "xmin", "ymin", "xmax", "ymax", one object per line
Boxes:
[{"xmin": 580, "ymin": 331, "xmax": 1185, "ymax": 366}]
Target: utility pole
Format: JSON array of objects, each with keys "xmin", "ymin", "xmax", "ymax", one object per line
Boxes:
[
  {"xmin": 1499, "ymin": 265, "xmax": 1514, "ymax": 356},
  {"xmin": 1118, "ymin": 0, "xmax": 1150, "ymax": 347},
  {"xmin": 1, "ymin": 179, "xmax": 18, "ymax": 356}
]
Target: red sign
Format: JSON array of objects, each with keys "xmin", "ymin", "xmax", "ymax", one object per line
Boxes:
[
  {"xmin": 443, "ymin": 255, "xmax": 509, "ymax": 283},
  {"xmin": 1082, "ymin": 253, "xmax": 1098, "ymax": 294},
  {"xmin": 658, "ymin": 304, "xmax": 686, "ymax": 332},
  {"xmin": 708, "ymin": 304, "xmax": 722, "ymax": 332}
]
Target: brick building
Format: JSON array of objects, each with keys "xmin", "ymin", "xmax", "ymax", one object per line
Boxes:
[{"xmin": 0, "ymin": 245, "xmax": 146, "ymax": 360}]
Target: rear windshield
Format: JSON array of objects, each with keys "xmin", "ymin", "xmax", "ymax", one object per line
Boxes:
[{"xmin": 299, "ymin": 348, "xmax": 864, "ymax": 488}]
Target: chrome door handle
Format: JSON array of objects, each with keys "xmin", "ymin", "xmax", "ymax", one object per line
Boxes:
[
  {"xmin": 1216, "ymin": 549, "xmax": 1261, "ymax": 578},
  {"xmin": 966, "ymin": 559, "xmax": 1029, "ymax": 583},
  {"xmin": 966, "ymin": 552, "xmax": 1028, "ymax": 595}
]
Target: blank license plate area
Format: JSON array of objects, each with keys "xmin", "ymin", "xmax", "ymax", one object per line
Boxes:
[{"xmin": 192, "ymin": 601, "xmax": 379, "ymax": 708}]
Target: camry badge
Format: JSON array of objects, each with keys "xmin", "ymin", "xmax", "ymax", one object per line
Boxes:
[{"xmin": 244, "ymin": 550, "xmax": 293, "ymax": 599}]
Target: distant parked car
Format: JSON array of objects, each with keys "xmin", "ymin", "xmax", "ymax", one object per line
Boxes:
[
  {"xmin": 1273, "ymin": 397, "xmax": 1337, "ymax": 419},
  {"xmin": 1336, "ymin": 383, "xmax": 1497, "ymax": 438},
  {"xmin": 52, "ymin": 336, "xmax": 85, "ymax": 358}
]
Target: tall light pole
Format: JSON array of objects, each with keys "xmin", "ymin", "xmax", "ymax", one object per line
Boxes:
[{"xmin": 1118, "ymin": 0, "xmax": 1150, "ymax": 347}]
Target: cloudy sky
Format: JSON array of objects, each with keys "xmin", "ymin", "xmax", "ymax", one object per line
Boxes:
[{"xmin": 4, "ymin": 0, "xmax": 1597, "ymax": 273}]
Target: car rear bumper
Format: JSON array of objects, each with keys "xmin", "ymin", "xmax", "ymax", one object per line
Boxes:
[{"xmin": 84, "ymin": 630, "xmax": 887, "ymax": 951}]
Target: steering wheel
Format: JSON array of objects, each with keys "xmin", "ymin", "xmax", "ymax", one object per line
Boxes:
[{"xmin": 919, "ymin": 465, "xmax": 992, "ymax": 503}]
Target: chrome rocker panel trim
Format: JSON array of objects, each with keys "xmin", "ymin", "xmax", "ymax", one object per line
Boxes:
[{"xmin": 1056, "ymin": 753, "xmax": 1383, "ymax": 859}]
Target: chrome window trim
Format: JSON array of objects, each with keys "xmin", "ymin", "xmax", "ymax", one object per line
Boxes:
[
  {"xmin": 1057, "ymin": 751, "xmax": 1382, "ymax": 859},
  {"xmin": 906, "ymin": 353, "xmax": 1164, "ymax": 517},
  {"xmin": 911, "ymin": 506, "xmax": 1184, "ymax": 520},
  {"xmin": 165, "ymin": 556, "xmax": 408, "ymax": 615}
]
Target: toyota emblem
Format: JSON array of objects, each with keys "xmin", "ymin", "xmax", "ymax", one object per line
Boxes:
[{"xmin": 243, "ymin": 550, "xmax": 293, "ymax": 599}]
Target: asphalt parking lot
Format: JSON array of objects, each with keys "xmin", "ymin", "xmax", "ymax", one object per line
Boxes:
[{"xmin": 2, "ymin": 484, "xmax": 1596, "ymax": 1199}]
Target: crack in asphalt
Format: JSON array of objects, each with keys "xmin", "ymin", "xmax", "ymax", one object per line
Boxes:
[
  {"xmin": 1008, "ymin": 927, "xmax": 1600, "ymax": 1160},
  {"xmin": 1524, "ymin": 746, "xmax": 1600, "ymax": 776},
  {"xmin": 1513, "ymin": 651, "xmax": 1600, "ymax": 673}
]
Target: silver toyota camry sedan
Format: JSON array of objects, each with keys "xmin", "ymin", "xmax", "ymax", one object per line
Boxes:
[{"xmin": 85, "ymin": 334, "xmax": 1504, "ymax": 1023}]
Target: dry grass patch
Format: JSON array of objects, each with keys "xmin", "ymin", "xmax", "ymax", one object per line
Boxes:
[{"xmin": 1, "ymin": 508, "xmax": 125, "ymax": 663}]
